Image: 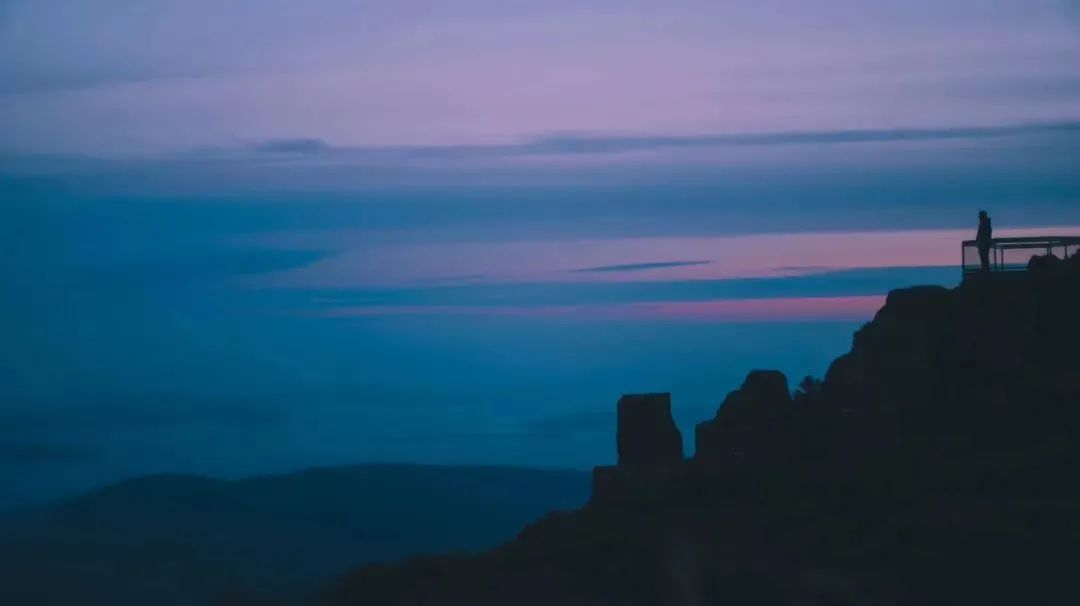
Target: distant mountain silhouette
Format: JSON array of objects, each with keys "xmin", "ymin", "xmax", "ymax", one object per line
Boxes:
[
  {"xmin": 320, "ymin": 255, "xmax": 1080, "ymax": 605},
  {"xmin": 0, "ymin": 465, "xmax": 589, "ymax": 606}
]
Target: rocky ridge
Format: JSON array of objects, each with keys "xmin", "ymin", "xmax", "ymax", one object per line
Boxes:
[{"xmin": 320, "ymin": 257, "xmax": 1080, "ymax": 606}]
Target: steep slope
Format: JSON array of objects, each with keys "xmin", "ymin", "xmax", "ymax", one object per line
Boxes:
[
  {"xmin": 0, "ymin": 465, "xmax": 590, "ymax": 606},
  {"xmin": 323, "ymin": 258, "xmax": 1080, "ymax": 606}
]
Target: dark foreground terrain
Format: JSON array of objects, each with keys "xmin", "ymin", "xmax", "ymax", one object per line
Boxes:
[
  {"xmin": 319, "ymin": 256, "xmax": 1080, "ymax": 605},
  {"xmin": 0, "ymin": 465, "xmax": 589, "ymax": 605}
]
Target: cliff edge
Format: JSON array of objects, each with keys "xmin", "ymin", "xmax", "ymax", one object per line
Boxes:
[{"xmin": 318, "ymin": 258, "xmax": 1080, "ymax": 606}]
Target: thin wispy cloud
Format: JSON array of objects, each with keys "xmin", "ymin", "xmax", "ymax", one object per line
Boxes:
[
  {"xmin": 251, "ymin": 138, "xmax": 332, "ymax": 155},
  {"xmin": 569, "ymin": 261, "xmax": 711, "ymax": 274},
  {"xmin": 8, "ymin": 117, "xmax": 1076, "ymax": 194},
  {"xmin": 0, "ymin": 442, "xmax": 97, "ymax": 465},
  {"xmin": 525, "ymin": 410, "xmax": 612, "ymax": 438},
  {"xmin": 247, "ymin": 121, "xmax": 1080, "ymax": 162},
  {"xmin": 521, "ymin": 122, "xmax": 1080, "ymax": 154}
]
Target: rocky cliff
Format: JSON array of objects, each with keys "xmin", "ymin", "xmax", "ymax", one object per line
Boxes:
[{"xmin": 318, "ymin": 257, "xmax": 1080, "ymax": 606}]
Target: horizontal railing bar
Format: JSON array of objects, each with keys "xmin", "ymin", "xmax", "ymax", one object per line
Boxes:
[{"xmin": 961, "ymin": 236, "xmax": 1080, "ymax": 246}]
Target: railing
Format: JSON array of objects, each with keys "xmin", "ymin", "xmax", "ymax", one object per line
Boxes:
[{"xmin": 962, "ymin": 236, "xmax": 1080, "ymax": 277}]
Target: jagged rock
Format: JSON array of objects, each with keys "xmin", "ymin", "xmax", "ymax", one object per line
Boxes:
[
  {"xmin": 616, "ymin": 393, "xmax": 683, "ymax": 466},
  {"xmin": 694, "ymin": 370, "xmax": 792, "ymax": 462},
  {"xmin": 321, "ymin": 254, "xmax": 1080, "ymax": 606},
  {"xmin": 854, "ymin": 286, "xmax": 952, "ymax": 365},
  {"xmin": 728, "ymin": 370, "xmax": 791, "ymax": 412},
  {"xmin": 883, "ymin": 284, "xmax": 951, "ymax": 311}
]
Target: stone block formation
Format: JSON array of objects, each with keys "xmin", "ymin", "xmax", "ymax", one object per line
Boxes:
[{"xmin": 593, "ymin": 392, "xmax": 688, "ymax": 506}]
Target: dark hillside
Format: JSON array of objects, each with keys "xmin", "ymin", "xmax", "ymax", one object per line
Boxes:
[{"xmin": 0, "ymin": 465, "xmax": 589, "ymax": 606}]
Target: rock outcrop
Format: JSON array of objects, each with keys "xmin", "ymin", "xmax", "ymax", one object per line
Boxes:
[
  {"xmin": 616, "ymin": 393, "xmax": 683, "ymax": 465},
  {"xmin": 322, "ymin": 255, "xmax": 1080, "ymax": 606},
  {"xmin": 592, "ymin": 393, "xmax": 687, "ymax": 506},
  {"xmin": 694, "ymin": 370, "xmax": 792, "ymax": 463}
]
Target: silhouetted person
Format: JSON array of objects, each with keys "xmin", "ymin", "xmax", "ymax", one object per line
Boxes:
[{"xmin": 976, "ymin": 210, "xmax": 993, "ymax": 272}]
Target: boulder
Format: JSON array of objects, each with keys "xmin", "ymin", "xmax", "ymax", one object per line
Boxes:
[{"xmin": 616, "ymin": 393, "xmax": 684, "ymax": 466}]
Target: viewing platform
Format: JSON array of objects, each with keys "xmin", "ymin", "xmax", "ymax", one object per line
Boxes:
[{"xmin": 962, "ymin": 236, "xmax": 1080, "ymax": 278}]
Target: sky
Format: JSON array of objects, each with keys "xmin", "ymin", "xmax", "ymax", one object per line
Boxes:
[
  {"xmin": 2, "ymin": 0, "xmax": 1080, "ymax": 155},
  {"xmin": 1, "ymin": 1, "xmax": 1080, "ymax": 508}
]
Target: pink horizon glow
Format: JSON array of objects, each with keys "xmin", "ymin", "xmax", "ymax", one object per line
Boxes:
[
  {"xmin": 250, "ymin": 225, "xmax": 1080, "ymax": 288},
  {"xmin": 318, "ymin": 294, "xmax": 886, "ymax": 322}
]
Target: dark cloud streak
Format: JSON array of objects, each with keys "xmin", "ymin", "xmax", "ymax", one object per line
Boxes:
[
  {"xmin": 0, "ymin": 442, "xmax": 97, "ymax": 465},
  {"xmin": 569, "ymin": 261, "xmax": 710, "ymax": 273},
  {"xmin": 247, "ymin": 120, "xmax": 1080, "ymax": 161},
  {"xmin": 252, "ymin": 138, "xmax": 331, "ymax": 154},
  {"xmin": 520, "ymin": 121, "xmax": 1080, "ymax": 155},
  {"xmin": 313, "ymin": 265, "xmax": 961, "ymax": 310}
]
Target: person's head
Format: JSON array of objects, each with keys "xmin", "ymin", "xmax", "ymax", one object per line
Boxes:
[{"xmin": 979, "ymin": 210, "xmax": 988, "ymax": 221}]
